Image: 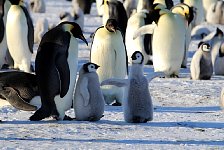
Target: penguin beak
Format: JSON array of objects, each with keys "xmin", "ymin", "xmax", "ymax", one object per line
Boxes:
[
  {"xmin": 96, "ymin": 65, "xmax": 100, "ymax": 69},
  {"xmin": 79, "ymin": 35, "xmax": 88, "ymax": 46}
]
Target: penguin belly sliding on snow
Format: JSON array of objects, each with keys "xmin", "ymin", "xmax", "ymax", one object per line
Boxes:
[
  {"xmin": 190, "ymin": 42, "xmax": 213, "ymax": 80},
  {"xmin": 101, "ymin": 51, "xmax": 164, "ymax": 123},
  {"xmin": 6, "ymin": 0, "xmax": 34, "ymax": 73},
  {"xmin": 30, "ymin": 21, "xmax": 88, "ymax": 121},
  {"xmin": 90, "ymin": 19, "xmax": 128, "ymax": 106},
  {"xmin": 74, "ymin": 62, "xmax": 105, "ymax": 121},
  {"xmin": 133, "ymin": 4, "xmax": 186, "ymax": 77},
  {"xmin": 0, "ymin": 71, "xmax": 41, "ymax": 111}
]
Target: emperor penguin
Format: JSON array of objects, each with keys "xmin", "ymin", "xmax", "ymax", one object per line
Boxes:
[
  {"xmin": 202, "ymin": 0, "xmax": 218, "ymax": 19},
  {"xmin": 6, "ymin": 0, "xmax": 34, "ymax": 73},
  {"xmin": 34, "ymin": 18, "xmax": 49, "ymax": 44},
  {"xmin": 101, "ymin": 51, "xmax": 164, "ymax": 123},
  {"xmin": 73, "ymin": 0, "xmax": 92, "ymax": 14},
  {"xmin": 171, "ymin": 3, "xmax": 194, "ymax": 68},
  {"xmin": 96, "ymin": 0, "xmax": 103, "ymax": 16},
  {"xmin": 90, "ymin": 19, "xmax": 128, "ymax": 105},
  {"xmin": 190, "ymin": 42, "xmax": 213, "ymax": 80},
  {"xmin": 102, "ymin": 0, "xmax": 128, "ymax": 36},
  {"xmin": 72, "ymin": 1, "xmax": 84, "ymax": 30},
  {"xmin": 191, "ymin": 25, "xmax": 211, "ymax": 40},
  {"xmin": 0, "ymin": 71, "xmax": 41, "ymax": 111},
  {"xmin": 153, "ymin": 0, "xmax": 174, "ymax": 9},
  {"xmin": 125, "ymin": 9, "xmax": 153, "ymax": 65},
  {"xmin": 74, "ymin": 62, "xmax": 105, "ymax": 121},
  {"xmin": 123, "ymin": 0, "xmax": 138, "ymax": 18},
  {"xmin": 206, "ymin": 0, "xmax": 224, "ymax": 25},
  {"xmin": 133, "ymin": 4, "xmax": 186, "ymax": 77},
  {"xmin": 0, "ymin": 0, "xmax": 11, "ymax": 68},
  {"xmin": 29, "ymin": 0, "xmax": 45, "ymax": 13},
  {"xmin": 181, "ymin": 0, "xmax": 204, "ymax": 27},
  {"xmin": 29, "ymin": 22, "xmax": 88, "ymax": 121},
  {"xmin": 214, "ymin": 41, "xmax": 224, "ymax": 75}
]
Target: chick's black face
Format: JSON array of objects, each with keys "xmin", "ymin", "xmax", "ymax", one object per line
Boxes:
[
  {"xmin": 83, "ymin": 62, "xmax": 100, "ymax": 73},
  {"xmin": 105, "ymin": 19, "xmax": 118, "ymax": 32}
]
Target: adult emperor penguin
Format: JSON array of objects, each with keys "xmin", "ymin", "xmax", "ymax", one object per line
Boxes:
[
  {"xmin": 0, "ymin": 71, "xmax": 41, "ymax": 111},
  {"xmin": 171, "ymin": 3, "xmax": 194, "ymax": 68},
  {"xmin": 125, "ymin": 9, "xmax": 153, "ymax": 65},
  {"xmin": 0, "ymin": 0, "xmax": 11, "ymax": 68},
  {"xmin": 206, "ymin": 0, "xmax": 224, "ymax": 25},
  {"xmin": 202, "ymin": 0, "xmax": 218, "ymax": 20},
  {"xmin": 74, "ymin": 62, "xmax": 105, "ymax": 121},
  {"xmin": 101, "ymin": 51, "xmax": 164, "ymax": 123},
  {"xmin": 6, "ymin": 0, "xmax": 34, "ymax": 73},
  {"xmin": 153, "ymin": 0, "xmax": 174, "ymax": 9},
  {"xmin": 29, "ymin": 21, "xmax": 88, "ymax": 121},
  {"xmin": 133, "ymin": 4, "xmax": 186, "ymax": 77},
  {"xmin": 214, "ymin": 41, "xmax": 224, "ymax": 75},
  {"xmin": 34, "ymin": 18, "xmax": 48, "ymax": 44},
  {"xmin": 190, "ymin": 42, "xmax": 213, "ymax": 80},
  {"xmin": 102, "ymin": 0, "xmax": 128, "ymax": 36},
  {"xmin": 90, "ymin": 19, "xmax": 128, "ymax": 106},
  {"xmin": 73, "ymin": 0, "xmax": 92, "ymax": 14},
  {"xmin": 29, "ymin": 0, "xmax": 45, "ymax": 13}
]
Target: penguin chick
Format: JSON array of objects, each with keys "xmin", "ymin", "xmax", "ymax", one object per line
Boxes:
[
  {"xmin": 214, "ymin": 41, "xmax": 224, "ymax": 75},
  {"xmin": 30, "ymin": 21, "xmax": 88, "ymax": 121},
  {"xmin": 101, "ymin": 51, "xmax": 164, "ymax": 123},
  {"xmin": 30, "ymin": 0, "xmax": 45, "ymax": 13},
  {"xmin": 190, "ymin": 42, "xmax": 213, "ymax": 80},
  {"xmin": 74, "ymin": 62, "xmax": 105, "ymax": 121}
]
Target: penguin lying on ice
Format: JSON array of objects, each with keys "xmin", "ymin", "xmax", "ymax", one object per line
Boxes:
[{"xmin": 101, "ymin": 51, "xmax": 164, "ymax": 123}]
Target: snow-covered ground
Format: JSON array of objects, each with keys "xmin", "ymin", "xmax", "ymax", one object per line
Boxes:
[{"xmin": 0, "ymin": 0, "xmax": 224, "ymax": 149}]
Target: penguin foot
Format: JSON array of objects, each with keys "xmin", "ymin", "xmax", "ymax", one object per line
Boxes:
[
  {"xmin": 63, "ymin": 115, "xmax": 74, "ymax": 121},
  {"xmin": 29, "ymin": 108, "xmax": 51, "ymax": 121},
  {"xmin": 111, "ymin": 101, "xmax": 121, "ymax": 106},
  {"xmin": 170, "ymin": 74, "xmax": 179, "ymax": 78},
  {"xmin": 181, "ymin": 65, "xmax": 187, "ymax": 68}
]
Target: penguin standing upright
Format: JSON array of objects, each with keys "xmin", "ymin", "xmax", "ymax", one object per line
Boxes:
[
  {"xmin": 171, "ymin": 3, "xmax": 194, "ymax": 68},
  {"xmin": 34, "ymin": 18, "xmax": 48, "ymax": 44},
  {"xmin": 73, "ymin": 0, "xmax": 92, "ymax": 14},
  {"xmin": 214, "ymin": 41, "xmax": 224, "ymax": 75},
  {"xmin": 134, "ymin": 4, "xmax": 186, "ymax": 77},
  {"xmin": 102, "ymin": 0, "xmax": 128, "ymax": 36},
  {"xmin": 0, "ymin": 0, "xmax": 11, "ymax": 68},
  {"xmin": 125, "ymin": 10, "xmax": 153, "ymax": 65},
  {"xmin": 90, "ymin": 19, "xmax": 128, "ymax": 105},
  {"xmin": 74, "ymin": 62, "xmax": 105, "ymax": 121},
  {"xmin": 190, "ymin": 42, "xmax": 213, "ymax": 80},
  {"xmin": 29, "ymin": 0, "xmax": 45, "ymax": 13},
  {"xmin": 101, "ymin": 51, "xmax": 164, "ymax": 123},
  {"xmin": 30, "ymin": 22, "xmax": 88, "ymax": 121},
  {"xmin": 6, "ymin": 0, "xmax": 34, "ymax": 73}
]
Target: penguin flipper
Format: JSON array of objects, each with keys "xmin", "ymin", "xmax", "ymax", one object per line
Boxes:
[
  {"xmin": 133, "ymin": 24, "xmax": 156, "ymax": 40},
  {"xmin": 1, "ymin": 87, "xmax": 37, "ymax": 111},
  {"xmin": 146, "ymin": 71, "xmax": 166, "ymax": 82},
  {"xmin": 101, "ymin": 78, "xmax": 129, "ymax": 87},
  {"xmin": 80, "ymin": 77, "xmax": 89, "ymax": 107},
  {"xmin": 55, "ymin": 53, "xmax": 70, "ymax": 98}
]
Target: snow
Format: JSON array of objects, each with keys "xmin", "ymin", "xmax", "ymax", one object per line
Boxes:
[{"xmin": 0, "ymin": 0, "xmax": 224, "ymax": 149}]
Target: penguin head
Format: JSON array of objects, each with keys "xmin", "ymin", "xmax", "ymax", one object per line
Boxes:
[
  {"xmin": 150, "ymin": 3, "xmax": 170, "ymax": 24},
  {"xmin": 60, "ymin": 21, "xmax": 88, "ymax": 46},
  {"xmin": 105, "ymin": 19, "xmax": 118, "ymax": 32},
  {"xmin": 131, "ymin": 51, "xmax": 144, "ymax": 64},
  {"xmin": 198, "ymin": 42, "xmax": 210, "ymax": 52},
  {"xmin": 9, "ymin": 0, "xmax": 24, "ymax": 5},
  {"xmin": 83, "ymin": 62, "xmax": 100, "ymax": 73}
]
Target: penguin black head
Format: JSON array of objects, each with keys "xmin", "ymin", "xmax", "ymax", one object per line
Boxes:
[
  {"xmin": 131, "ymin": 51, "xmax": 144, "ymax": 64},
  {"xmin": 83, "ymin": 62, "xmax": 100, "ymax": 73},
  {"xmin": 59, "ymin": 12, "xmax": 71, "ymax": 20},
  {"xmin": 60, "ymin": 21, "xmax": 88, "ymax": 46},
  {"xmin": 215, "ymin": 28, "xmax": 224, "ymax": 38},
  {"xmin": 105, "ymin": 19, "xmax": 118, "ymax": 32},
  {"xmin": 198, "ymin": 42, "xmax": 210, "ymax": 52},
  {"xmin": 149, "ymin": 3, "xmax": 168, "ymax": 24},
  {"xmin": 9, "ymin": 0, "xmax": 23, "ymax": 5}
]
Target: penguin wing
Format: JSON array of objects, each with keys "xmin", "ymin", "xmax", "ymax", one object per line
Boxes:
[
  {"xmin": 146, "ymin": 71, "xmax": 165, "ymax": 82},
  {"xmin": 55, "ymin": 51, "xmax": 70, "ymax": 98},
  {"xmin": 0, "ymin": 87, "xmax": 37, "ymax": 111},
  {"xmin": 133, "ymin": 24, "xmax": 156, "ymax": 40},
  {"xmin": 21, "ymin": 6, "xmax": 34, "ymax": 54},
  {"xmin": 101, "ymin": 78, "xmax": 129, "ymax": 87},
  {"xmin": 80, "ymin": 77, "xmax": 90, "ymax": 107}
]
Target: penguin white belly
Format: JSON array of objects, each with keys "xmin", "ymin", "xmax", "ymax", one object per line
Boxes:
[
  {"xmin": 54, "ymin": 37, "xmax": 79, "ymax": 120},
  {"xmin": 152, "ymin": 14, "xmax": 185, "ymax": 76},
  {"xmin": 6, "ymin": 6, "xmax": 31, "ymax": 72},
  {"xmin": 126, "ymin": 12, "xmax": 149, "ymax": 64},
  {"xmin": 91, "ymin": 31, "xmax": 126, "ymax": 104}
]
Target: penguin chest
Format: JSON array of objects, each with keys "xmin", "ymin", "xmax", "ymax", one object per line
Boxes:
[{"xmin": 6, "ymin": 6, "xmax": 30, "ymax": 61}]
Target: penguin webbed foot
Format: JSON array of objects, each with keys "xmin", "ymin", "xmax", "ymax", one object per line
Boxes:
[
  {"xmin": 111, "ymin": 101, "xmax": 122, "ymax": 106},
  {"xmin": 170, "ymin": 74, "xmax": 179, "ymax": 78},
  {"xmin": 63, "ymin": 115, "xmax": 75, "ymax": 121},
  {"xmin": 29, "ymin": 108, "xmax": 51, "ymax": 121}
]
